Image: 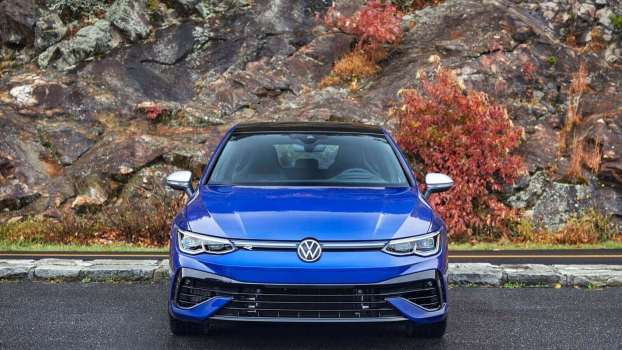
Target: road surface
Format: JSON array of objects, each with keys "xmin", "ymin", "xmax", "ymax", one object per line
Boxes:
[{"xmin": 0, "ymin": 282, "xmax": 621, "ymax": 349}]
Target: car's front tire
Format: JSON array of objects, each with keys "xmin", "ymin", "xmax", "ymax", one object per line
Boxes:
[
  {"xmin": 169, "ymin": 314, "xmax": 209, "ymax": 336},
  {"xmin": 406, "ymin": 319, "xmax": 447, "ymax": 338}
]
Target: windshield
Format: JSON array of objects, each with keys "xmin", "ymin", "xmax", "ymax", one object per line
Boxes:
[{"xmin": 208, "ymin": 133, "xmax": 410, "ymax": 187}]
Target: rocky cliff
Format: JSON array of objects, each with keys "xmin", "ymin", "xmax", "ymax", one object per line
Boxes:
[{"xmin": 0, "ymin": 0, "xmax": 621, "ymax": 231}]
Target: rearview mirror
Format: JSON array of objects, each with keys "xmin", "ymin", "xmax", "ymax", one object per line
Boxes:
[
  {"xmin": 166, "ymin": 171, "xmax": 194, "ymax": 196},
  {"xmin": 423, "ymin": 173, "xmax": 453, "ymax": 200}
]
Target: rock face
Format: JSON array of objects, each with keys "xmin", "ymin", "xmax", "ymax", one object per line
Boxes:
[
  {"xmin": 0, "ymin": 0, "xmax": 36, "ymax": 47},
  {"xmin": 39, "ymin": 125, "xmax": 96, "ymax": 166},
  {"xmin": 0, "ymin": 0, "xmax": 621, "ymax": 232},
  {"xmin": 0, "ymin": 109, "xmax": 56, "ymax": 211}
]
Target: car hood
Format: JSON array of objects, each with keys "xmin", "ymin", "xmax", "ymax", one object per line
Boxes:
[{"xmin": 184, "ymin": 186, "xmax": 434, "ymax": 241}]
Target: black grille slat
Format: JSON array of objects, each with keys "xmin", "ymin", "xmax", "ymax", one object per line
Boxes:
[
  {"xmin": 230, "ymin": 300, "xmax": 389, "ymax": 304},
  {"xmin": 222, "ymin": 307, "xmax": 397, "ymax": 312},
  {"xmin": 179, "ymin": 285, "xmax": 438, "ymax": 297},
  {"xmin": 175, "ymin": 276, "xmax": 442, "ymax": 319}
]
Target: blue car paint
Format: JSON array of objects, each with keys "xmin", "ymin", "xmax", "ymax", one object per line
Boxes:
[
  {"xmin": 169, "ymin": 297, "xmax": 232, "ymax": 322},
  {"xmin": 169, "ymin": 126, "xmax": 449, "ymax": 324},
  {"xmin": 386, "ymin": 298, "xmax": 448, "ymax": 324},
  {"xmin": 185, "ymin": 186, "xmax": 434, "ymax": 241}
]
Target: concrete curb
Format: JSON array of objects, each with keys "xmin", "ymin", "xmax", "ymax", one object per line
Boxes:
[
  {"xmin": 448, "ymin": 263, "xmax": 622, "ymax": 287},
  {"xmin": 1, "ymin": 260, "xmax": 622, "ymax": 287},
  {"xmin": 0, "ymin": 259, "xmax": 170, "ymax": 282}
]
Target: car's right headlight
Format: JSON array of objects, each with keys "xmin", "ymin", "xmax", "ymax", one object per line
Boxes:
[
  {"xmin": 177, "ymin": 229, "xmax": 235, "ymax": 255},
  {"xmin": 382, "ymin": 231, "xmax": 440, "ymax": 257}
]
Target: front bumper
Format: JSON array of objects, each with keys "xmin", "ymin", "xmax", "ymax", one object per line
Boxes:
[
  {"xmin": 168, "ymin": 230, "xmax": 448, "ymax": 324},
  {"xmin": 169, "ymin": 268, "xmax": 447, "ymax": 324}
]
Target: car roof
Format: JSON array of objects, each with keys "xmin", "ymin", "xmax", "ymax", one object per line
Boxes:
[{"xmin": 232, "ymin": 122, "xmax": 385, "ymax": 135}]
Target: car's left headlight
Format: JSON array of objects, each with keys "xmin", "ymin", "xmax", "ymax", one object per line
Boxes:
[
  {"xmin": 177, "ymin": 229, "xmax": 235, "ymax": 255},
  {"xmin": 382, "ymin": 231, "xmax": 441, "ymax": 256}
]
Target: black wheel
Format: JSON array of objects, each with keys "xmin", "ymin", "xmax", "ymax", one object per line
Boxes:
[
  {"xmin": 406, "ymin": 319, "xmax": 447, "ymax": 338},
  {"xmin": 169, "ymin": 314, "xmax": 209, "ymax": 336}
]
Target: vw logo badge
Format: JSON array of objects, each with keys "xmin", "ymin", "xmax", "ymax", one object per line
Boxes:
[{"xmin": 297, "ymin": 238, "xmax": 322, "ymax": 262}]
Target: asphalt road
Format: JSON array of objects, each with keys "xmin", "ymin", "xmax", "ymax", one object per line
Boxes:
[
  {"xmin": 3, "ymin": 249, "xmax": 622, "ymax": 264},
  {"xmin": 1, "ymin": 282, "xmax": 621, "ymax": 349}
]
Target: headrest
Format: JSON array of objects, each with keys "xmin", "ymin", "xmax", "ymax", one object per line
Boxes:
[{"xmin": 294, "ymin": 158, "xmax": 319, "ymax": 170}]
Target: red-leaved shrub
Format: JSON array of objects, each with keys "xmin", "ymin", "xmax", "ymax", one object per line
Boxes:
[
  {"xmin": 319, "ymin": 1, "xmax": 402, "ymax": 87},
  {"xmin": 321, "ymin": 1, "xmax": 402, "ymax": 51},
  {"xmin": 394, "ymin": 68, "xmax": 525, "ymax": 239},
  {"xmin": 145, "ymin": 106, "xmax": 162, "ymax": 120}
]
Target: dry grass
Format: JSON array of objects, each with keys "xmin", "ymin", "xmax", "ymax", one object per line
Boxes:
[
  {"xmin": 565, "ymin": 136, "xmax": 587, "ymax": 183},
  {"xmin": 584, "ymin": 135, "xmax": 601, "ymax": 172},
  {"xmin": 558, "ymin": 63, "xmax": 599, "ymax": 183},
  {"xmin": 559, "ymin": 63, "xmax": 588, "ymax": 153},
  {"xmin": 0, "ymin": 194, "xmax": 184, "ymax": 247},
  {"xmin": 99, "ymin": 195, "xmax": 184, "ymax": 245},
  {"xmin": 586, "ymin": 27, "xmax": 606, "ymax": 52},
  {"xmin": 511, "ymin": 209, "xmax": 619, "ymax": 245},
  {"xmin": 554, "ymin": 209, "xmax": 618, "ymax": 244},
  {"xmin": 320, "ymin": 49, "xmax": 379, "ymax": 88},
  {"xmin": 564, "ymin": 135, "xmax": 601, "ymax": 183}
]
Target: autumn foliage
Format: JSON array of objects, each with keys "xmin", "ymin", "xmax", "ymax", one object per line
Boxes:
[
  {"xmin": 320, "ymin": 1, "xmax": 402, "ymax": 87},
  {"xmin": 322, "ymin": 1, "xmax": 402, "ymax": 51},
  {"xmin": 394, "ymin": 68, "xmax": 525, "ymax": 239}
]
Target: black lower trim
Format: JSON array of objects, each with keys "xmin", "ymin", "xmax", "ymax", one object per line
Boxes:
[
  {"xmin": 210, "ymin": 316, "xmax": 407, "ymax": 323},
  {"xmin": 174, "ymin": 269, "xmax": 442, "ymax": 320}
]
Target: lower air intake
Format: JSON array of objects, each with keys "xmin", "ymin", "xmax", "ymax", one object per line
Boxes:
[{"xmin": 175, "ymin": 275, "xmax": 442, "ymax": 320}]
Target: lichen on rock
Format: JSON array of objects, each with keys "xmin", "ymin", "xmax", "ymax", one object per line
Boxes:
[{"xmin": 106, "ymin": 0, "xmax": 151, "ymax": 42}]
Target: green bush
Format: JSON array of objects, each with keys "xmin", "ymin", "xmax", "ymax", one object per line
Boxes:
[{"xmin": 546, "ymin": 56, "xmax": 557, "ymax": 66}]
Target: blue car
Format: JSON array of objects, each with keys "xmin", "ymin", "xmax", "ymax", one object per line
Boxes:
[{"xmin": 165, "ymin": 122, "xmax": 453, "ymax": 337}]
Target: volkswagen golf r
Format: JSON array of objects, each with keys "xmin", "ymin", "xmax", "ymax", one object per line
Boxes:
[{"xmin": 165, "ymin": 122, "xmax": 454, "ymax": 337}]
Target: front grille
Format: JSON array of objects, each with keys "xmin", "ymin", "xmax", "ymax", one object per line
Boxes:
[{"xmin": 175, "ymin": 275, "xmax": 442, "ymax": 320}]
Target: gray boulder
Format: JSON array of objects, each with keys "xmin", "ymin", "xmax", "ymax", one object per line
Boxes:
[
  {"xmin": 34, "ymin": 13, "xmax": 67, "ymax": 51},
  {"xmin": 531, "ymin": 181, "xmax": 594, "ymax": 229},
  {"xmin": 507, "ymin": 172, "xmax": 595, "ymax": 229},
  {"xmin": 39, "ymin": 20, "xmax": 113, "ymax": 70},
  {"xmin": 107, "ymin": 0, "xmax": 151, "ymax": 42}
]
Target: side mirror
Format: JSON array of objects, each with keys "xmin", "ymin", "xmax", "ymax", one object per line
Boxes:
[
  {"xmin": 423, "ymin": 173, "xmax": 453, "ymax": 200},
  {"xmin": 166, "ymin": 171, "xmax": 194, "ymax": 197}
]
